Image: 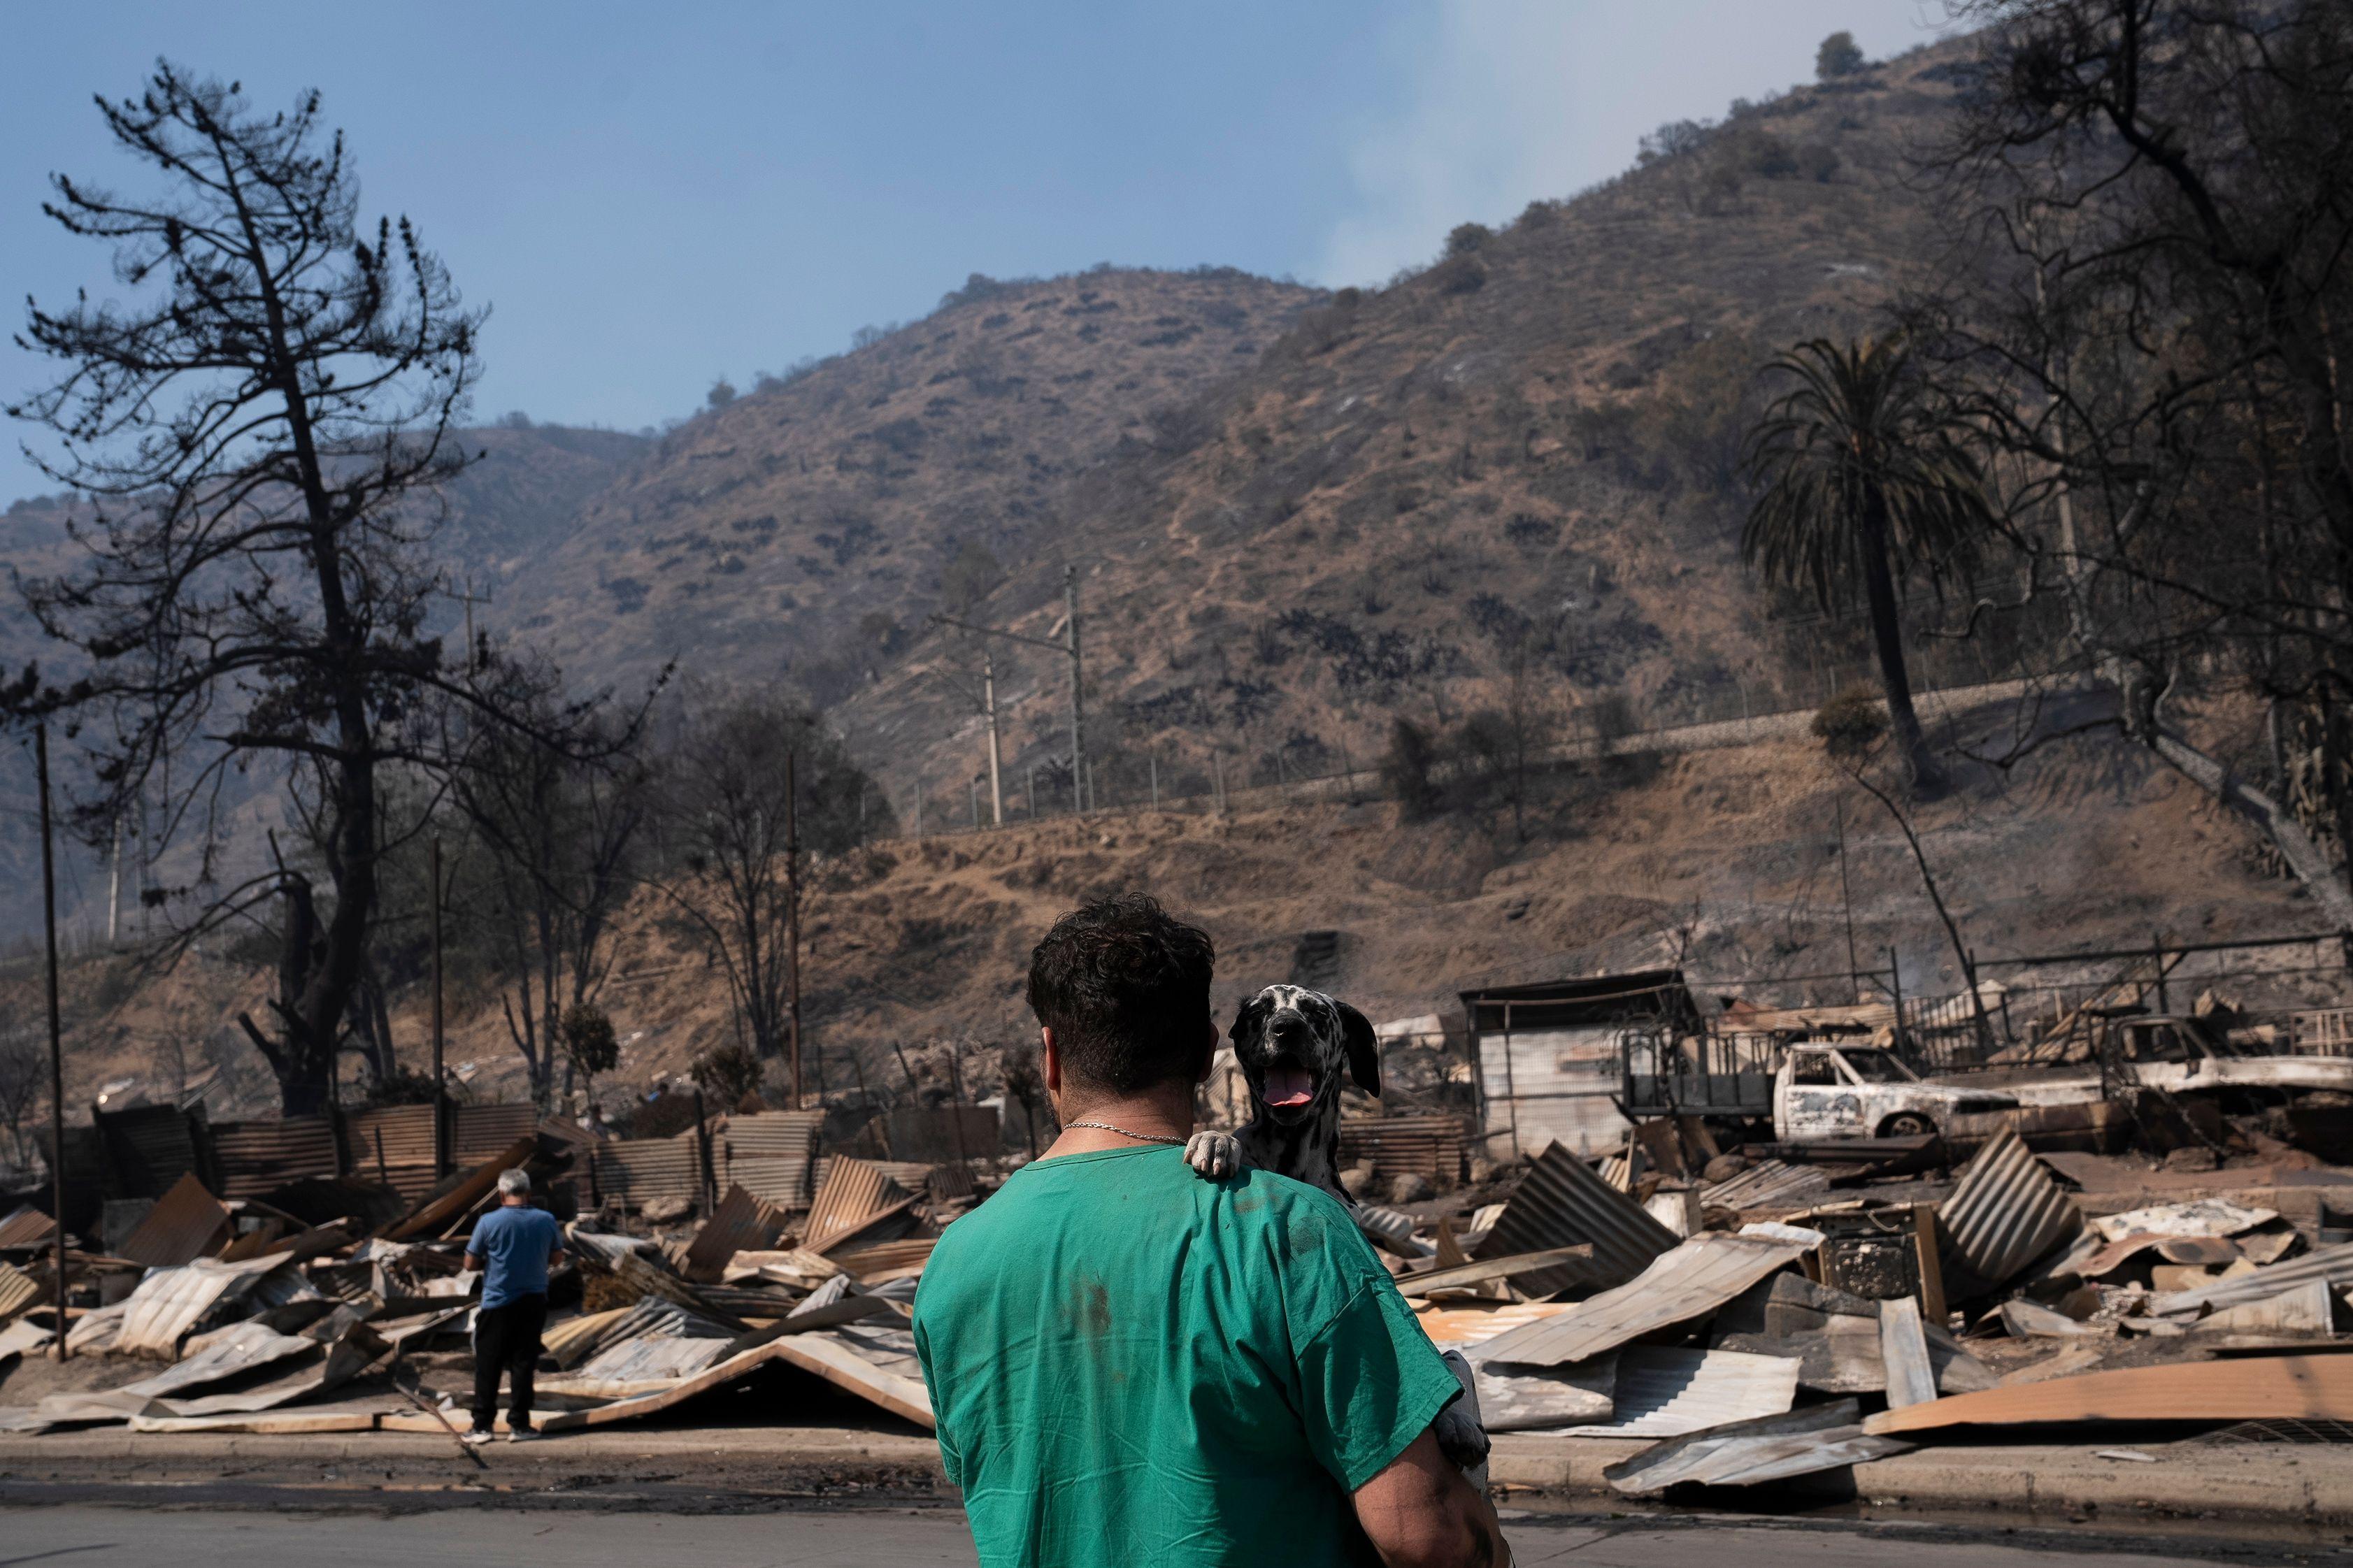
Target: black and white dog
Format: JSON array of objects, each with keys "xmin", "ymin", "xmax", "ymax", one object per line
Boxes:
[
  {"xmin": 1184, "ymin": 984, "xmax": 1490, "ymax": 1477},
  {"xmin": 1182, "ymin": 984, "xmax": 1378, "ymax": 1197}
]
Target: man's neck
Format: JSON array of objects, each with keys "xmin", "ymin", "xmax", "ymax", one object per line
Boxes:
[{"xmin": 1041, "ymin": 1085, "xmax": 1195, "ymax": 1160}]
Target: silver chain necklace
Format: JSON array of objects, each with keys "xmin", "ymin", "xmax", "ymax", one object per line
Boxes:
[{"xmin": 1064, "ymin": 1119, "xmax": 1187, "ymax": 1146}]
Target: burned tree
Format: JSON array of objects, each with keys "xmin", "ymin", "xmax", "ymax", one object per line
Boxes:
[
  {"xmin": 447, "ymin": 652, "xmax": 652, "ymax": 1109},
  {"xmin": 1913, "ymin": 0, "xmax": 2353, "ymax": 919},
  {"xmin": 7, "ymin": 66, "xmax": 599, "ymax": 1112},
  {"xmin": 646, "ymin": 688, "xmax": 875, "ymax": 1077}
]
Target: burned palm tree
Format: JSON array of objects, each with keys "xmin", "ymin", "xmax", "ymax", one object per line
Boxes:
[{"xmin": 1740, "ymin": 336, "xmax": 1996, "ymax": 789}]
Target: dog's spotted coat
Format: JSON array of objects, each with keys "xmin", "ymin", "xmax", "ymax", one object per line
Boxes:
[{"xmin": 1183, "ymin": 984, "xmax": 1491, "ymax": 1477}]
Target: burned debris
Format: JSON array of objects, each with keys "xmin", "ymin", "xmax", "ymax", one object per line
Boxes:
[{"xmin": 0, "ymin": 1103, "xmax": 965, "ymax": 1440}]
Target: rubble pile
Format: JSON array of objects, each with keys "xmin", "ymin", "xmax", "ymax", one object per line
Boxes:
[
  {"xmin": 1378, "ymin": 1119, "xmax": 2353, "ymax": 1495},
  {"xmin": 0, "ymin": 1115, "xmax": 964, "ymax": 1439},
  {"xmin": 11, "ymin": 1092, "xmax": 2353, "ymax": 1495}
]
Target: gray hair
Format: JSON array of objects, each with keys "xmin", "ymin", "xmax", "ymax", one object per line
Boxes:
[{"xmin": 496, "ymin": 1167, "xmax": 531, "ymax": 1199}]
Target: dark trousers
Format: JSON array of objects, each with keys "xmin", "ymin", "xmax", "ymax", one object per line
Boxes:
[{"xmin": 472, "ymin": 1293, "xmax": 548, "ymax": 1431}]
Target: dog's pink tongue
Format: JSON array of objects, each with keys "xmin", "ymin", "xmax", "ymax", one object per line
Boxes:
[{"xmin": 1263, "ymin": 1065, "xmax": 1315, "ymax": 1108}]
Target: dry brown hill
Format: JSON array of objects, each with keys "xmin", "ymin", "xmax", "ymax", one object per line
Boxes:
[
  {"xmin": 844, "ymin": 43, "xmax": 2007, "ymax": 814},
  {"xmin": 500, "ymin": 267, "xmax": 1318, "ymax": 705},
  {"xmin": 36, "ymin": 696, "xmax": 2326, "ymax": 1125}
]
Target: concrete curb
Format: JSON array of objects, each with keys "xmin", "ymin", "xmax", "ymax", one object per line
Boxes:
[
  {"xmin": 6, "ymin": 1428, "xmax": 2350, "ymax": 1528},
  {"xmin": 1492, "ymin": 1434, "xmax": 2353, "ymax": 1527}
]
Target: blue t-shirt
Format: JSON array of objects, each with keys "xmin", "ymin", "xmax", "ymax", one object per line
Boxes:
[{"xmin": 467, "ymin": 1204, "xmax": 562, "ymax": 1309}]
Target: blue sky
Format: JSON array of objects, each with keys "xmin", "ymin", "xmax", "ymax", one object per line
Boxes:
[{"xmin": 1, "ymin": 2, "xmax": 1942, "ymax": 506}]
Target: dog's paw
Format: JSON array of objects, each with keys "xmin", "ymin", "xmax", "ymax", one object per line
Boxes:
[
  {"xmin": 1432, "ymin": 1397, "xmax": 1492, "ymax": 1472},
  {"xmin": 1184, "ymin": 1130, "xmax": 1241, "ymax": 1181}
]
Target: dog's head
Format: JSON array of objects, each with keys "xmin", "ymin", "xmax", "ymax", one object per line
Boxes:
[{"xmin": 1227, "ymin": 984, "xmax": 1380, "ymax": 1128}]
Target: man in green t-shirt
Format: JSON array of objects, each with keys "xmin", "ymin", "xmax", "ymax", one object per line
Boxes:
[{"xmin": 914, "ymin": 894, "xmax": 1506, "ymax": 1568}]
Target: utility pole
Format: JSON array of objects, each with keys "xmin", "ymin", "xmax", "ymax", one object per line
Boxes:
[
  {"xmin": 982, "ymin": 651, "xmax": 1003, "ymax": 826},
  {"xmin": 1066, "ymin": 566, "xmax": 1086, "ymax": 812},
  {"xmin": 927, "ymin": 566, "xmax": 1085, "ymax": 820},
  {"xmin": 786, "ymin": 751, "xmax": 803, "ymax": 1108},
  {"xmin": 36, "ymin": 724, "xmax": 69, "ymax": 1359},
  {"xmin": 430, "ymin": 834, "xmax": 449, "ymax": 1177},
  {"xmin": 453, "ymin": 573, "xmax": 494, "ymax": 673}
]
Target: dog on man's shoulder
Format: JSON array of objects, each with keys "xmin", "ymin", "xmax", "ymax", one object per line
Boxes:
[{"xmin": 1183, "ymin": 983, "xmax": 1490, "ymax": 1479}]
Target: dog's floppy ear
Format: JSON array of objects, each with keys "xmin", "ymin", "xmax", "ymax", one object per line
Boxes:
[
  {"xmin": 1336, "ymin": 1001, "xmax": 1380, "ymax": 1098},
  {"xmin": 1228, "ymin": 994, "xmax": 1266, "ymax": 1049}
]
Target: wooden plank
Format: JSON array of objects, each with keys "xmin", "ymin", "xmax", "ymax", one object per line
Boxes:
[
  {"xmin": 1864, "ymin": 1353, "xmax": 2353, "ymax": 1435},
  {"xmin": 1395, "ymin": 1246, "xmax": 1596, "ymax": 1298},
  {"xmin": 1878, "ymin": 1296, "xmax": 1937, "ymax": 1409},
  {"xmin": 382, "ymin": 1137, "xmax": 535, "ymax": 1241},
  {"xmin": 1912, "ymin": 1204, "xmax": 1946, "ymax": 1328},
  {"xmin": 129, "ymin": 1407, "xmax": 380, "ymax": 1434}
]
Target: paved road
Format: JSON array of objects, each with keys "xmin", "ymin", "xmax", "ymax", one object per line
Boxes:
[{"xmin": 0, "ymin": 1505, "xmax": 2271, "ymax": 1567}]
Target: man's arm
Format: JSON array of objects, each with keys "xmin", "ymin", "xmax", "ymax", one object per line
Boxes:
[{"xmin": 1352, "ymin": 1430, "xmax": 1508, "ymax": 1568}]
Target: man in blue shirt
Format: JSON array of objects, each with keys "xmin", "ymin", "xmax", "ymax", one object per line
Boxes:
[{"xmin": 462, "ymin": 1165, "xmax": 566, "ymax": 1443}]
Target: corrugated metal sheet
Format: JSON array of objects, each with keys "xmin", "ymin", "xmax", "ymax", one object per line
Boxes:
[
  {"xmin": 1559, "ymin": 1346, "xmax": 1802, "ymax": 1437},
  {"xmin": 724, "ymin": 1110, "xmax": 825, "ymax": 1156},
  {"xmin": 716, "ymin": 1109, "xmax": 823, "ymax": 1204},
  {"xmin": 115, "ymin": 1172, "xmax": 229, "ymax": 1268},
  {"xmin": 1479, "ymin": 1025, "xmax": 1636, "ymax": 1160},
  {"xmin": 210, "ymin": 1117, "xmax": 339, "ymax": 1199},
  {"xmin": 803, "ymin": 1158, "xmax": 914, "ymax": 1251},
  {"xmin": 590, "ymin": 1133, "xmax": 704, "ymax": 1206},
  {"xmin": 340, "ymin": 1104, "xmax": 540, "ymax": 1202},
  {"xmin": 0, "ymin": 1206, "xmax": 57, "ymax": 1251},
  {"xmin": 1354, "ymin": 1203, "xmax": 1436, "ymax": 1259},
  {"xmin": 813, "ymin": 1157, "xmax": 938, "ymax": 1194},
  {"xmin": 0, "ymin": 1260, "xmax": 37, "ymax": 1321},
  {"xmin": 1338, "ymin": 1115, "xmax": 1468, "ymax": 1181},
  {"xmin": 95, "ymin": 1103, "xmax": 207, "ymax": 1200},
  {"xmin": 1938, "ymin": 1128, "xmax": 2081, "ymax": 1293},
  {"xmin": 1473, "ymin": 1139, "xmax": 1679, "ymax": 1295},
  {"xmin": 831, "ymin": 1237, "xmax": 936, "ymax": 1282},
  {"xmin": 117, "ymin": 1321, "xmax": 315, "ymax": 1398},
  {"xmin": 1701, "ymin": 1160, "xmax": 1831, "ymax": 1214},
  {"xmin": 884, "ymin": 1105, "xmax": 999, "ymax": 1163},
  {"xmin": 2152, "ymin": 1240, "xmax": 2353, "ymax": 1318},
  {"xmin": 113, "ymin": 1254, "xmax": 292, "ymax": 1358},
  {"xmin": 1603, "ymin": 1402, "xmax": 1912, "ymax": 1495},
  {"xmin": 682, "ymin": 1184, "xmax": 788, "ymax": 1280},
  {"xmin": 1470, "ymin": 1231, "xmax": 1819, "ymax": 1368},
  {"xmin": 565, "ymin": 1332, "xmax": 736, "ymax": 1392},
  {"xmin": 929, "ymin": 1162, "xmax": 976, "ymax": 1202},
  {"xmin": 1411, "ymin": 1300, "xmax": 1575, "ymax": 1348}
]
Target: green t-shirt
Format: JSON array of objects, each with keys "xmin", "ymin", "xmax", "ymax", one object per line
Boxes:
[{"xmin": 912, "ymin": 1144, "xmax": 1460, "ymax": 1568}]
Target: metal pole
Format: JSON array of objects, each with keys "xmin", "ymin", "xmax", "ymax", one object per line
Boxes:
[
  {"xmin": 983, "ymin": 652, "xmax": 1004, "ymax": 828},
  {"xmin": 1149, "ymin": 754, "xmax": 1159, "ymax": 811},
  {"xmin": 36, "ymin": 724, "xmax": 70, "ymax": 1358},
  {"xmin": 1835, "ymin": 795, "xmax": 1860, "ymax": 1005},
  {"xmin": 431, "ymin": 834, "xmax": 449, "ymax": 1177},
  {"xmin": 106, "ymin": 814, "xmax": 121, "ymax": 947},
  {"xmin": 787, "ymin": 751, "xmax": 803, "ymax": 1108},
  {"xmin": 1887, "ymin": 945, "xmax": 1905, "ymax": 1053},
  {"xmin": 1027, "ymin": 765, "xmax": 1036, "ymax": 821},
  {"xmin": 1065, "ymin": 565, "xmax": 1086, "ymax": 813}
]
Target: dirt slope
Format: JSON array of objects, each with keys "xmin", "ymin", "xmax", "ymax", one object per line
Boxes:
[{"xmin": 500, "ymin": 268, "xmax": 1318, "ymax": 704}]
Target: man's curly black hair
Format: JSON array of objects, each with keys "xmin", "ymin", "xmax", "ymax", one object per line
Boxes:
[{"xmin": 1026, "ymin": 893, "xmax": 1215, "ymax": 1095}]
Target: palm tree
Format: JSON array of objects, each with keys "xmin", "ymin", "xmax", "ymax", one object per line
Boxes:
[{"xmin": 1741, "ymin": 336, "xmax": 1995, "ymax": 788}]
